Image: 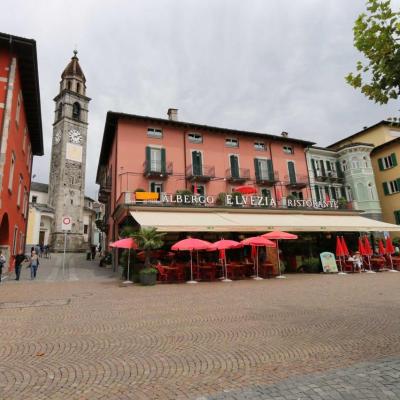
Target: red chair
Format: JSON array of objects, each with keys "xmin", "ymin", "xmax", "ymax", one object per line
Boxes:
[{"xmin": 155, "ymin": 265, "xmax": 168, "ymax": 282}]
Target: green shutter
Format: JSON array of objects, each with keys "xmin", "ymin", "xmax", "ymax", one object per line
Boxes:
[
  {"xmin": 161, "ymin": 148, "xmax": 166, "ymax": 174},
  {"xmin": 254, "ymin": 158, "xmax": 260, "ymax": 181},
  {"xmin": 394, "ymin": 210, "xmax": 400, "ymax": 225},
  {"xmin": 335, "ymin": 161, "xmax": 343, "ymax": 178},
  {"xmin": 326, "ymin": 161, "xmax": 331, "ymax": 172},
  {"xmin": 230, "ymin": 155, "xmax": 239, "ymax": 178},
  {"xmin": 320, "ymin": 160, "xmax": 326, "ymax": 176},
  {"xmin": 288, "ymin": 162, "xmax": 296, "ymax": 183},
  {"xmin": 378, "ymin": 157, "xmax": 384, "ymax": 171},
  {"xmin": 150, "ymin": 182, "xmax": 155, "ymax": 192},
  {"xmin": 340, "ymin": 187, "xmax": 346, "ymax": 199},
  {"xmin": 383, "ymin": 181, "xmax": 389, "ymax": 195},
  {"xmin": 267, "ymin": 159, "xmax": 274, "ymax": 181},
  {"xmin": 192, "ymin": 152, "xmax": 202, "ymax": 175},
  {"xmin": 315, "ymin": 186, "xmax": 321, "ymax": 202},
  {"xmin": 311, "ymin": 159, "xmax": 317, "ymax": 177},
  {"xmin": 396, "ymin": 178, "xmax": 400, "ymax": 192},
  {"xmin": 330, "ymin": 186, "xmax": 337, "ymax": 200},
  {"xmin": 145, "ymin": 146, "xmax": 151, "ymax": 173},
  {"xmin": 391, "ymin": 153, "xmax": 398, "ymax": 167}
]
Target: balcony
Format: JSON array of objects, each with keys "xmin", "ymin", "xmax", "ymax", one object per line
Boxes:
[
  {"xmin": 98, "ymin": 177, "xmax": 111, "ymax": 203},
  {"xmin": 327, "ymin": 171, "xmax": 344, "ymax": 183},
  {"xmin": 143, "ymin": 160, "xmax": 173, "ymax": 179},
  {"xmin": 186, "ymin": 164, "xmax": 215, "ymax": 182},
  {"xmin": 225, "ymin": 167, "xmax": 250, "ymax": 183},
  {"xmin": 284, "ymin": 174, "xmax": 309, "ymax": 189},
  {"xmin": 256, "ymin": 171, "xmax": 279, "ymax": 186},
  {"xmin": 314, "ymin": 172, "xmax": 328, "ymax": 182}
]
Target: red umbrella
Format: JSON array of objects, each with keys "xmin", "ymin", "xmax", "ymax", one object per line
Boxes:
[
  {"xmin": 171, "ymin": 238, "xmax": 213, "ymax": 283},
  {"xmin": 210, "ymin": 239, "xmax": 243, "ymax": 282},
  {"xmin": 386, "ymin": 236, "xmax": 395, "ymax": 254},
  {"xmin": 262, "ymin": 231, "xmax": 298, "ymax": 278},
  {"xmin": 110, "ymin": 238, "xmax": 138, "ymax": 284},
  {"xmin": 385, "ymin": 236, "xmax": 398, "ymax": 272},
  {"xmin": 340, "ymin": 236, "xmax": 349, "ymax": 257},
  {"xmin": 363, "ymin": 236, "xmax": 373, "ymax": 256},
  {"xmin": 358, "ymin": 237, "xmax": 366, "ymax": 255},
  {"xmin": 234, "ymin": 186, "xmax": 257, "ymax": 194},
  {"xmin": 335, "ymin": 236, "xmax": 344, "ymax": 257},
  {"xmin": 241, "ymin": 236, "xmax": 275, "ymax": 280},
  {"xmin": 378, "ymin": 240, "xmax": 386, "ymax": 256}
]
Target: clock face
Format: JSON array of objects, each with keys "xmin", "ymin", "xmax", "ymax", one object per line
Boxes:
[
  {"xmin": 54, "ymin": 130, "xmax": 62, "ymax": 144},
  {"xmin": 68, "ymin": 129, "xmax": 82, "ymax": 145}
]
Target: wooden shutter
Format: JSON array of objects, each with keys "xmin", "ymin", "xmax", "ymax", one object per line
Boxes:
[
  {"xmin": 320, "ymin": 160, "xmax": 326, "ymax": 176},
  {"xmin": 326, "ymin": 161, "xmax": 331, "ymax": 172},
  {"xmin": 330, "ymin": 186, "xmax": 337, "ymax": 200},
  {"xmin": 391, "ymin": 153, "xmax": 398, "ymax": 167},
  {"xmin": 396, "ymin": 178, "xmax": 400, "ymax": 192},
  {"xmin": 254, "ymin": 158, "xmax": 260, "ymax": 181},
  {"xmin": 230, "ymin": 155, "xmax": 239, "ymax": 178},
  {"xmin": 335, "ymin": 161, "xmax": 343, "ymax": 178},
  {"xmin": 378, "ymin": 157, "xmax": 384, "ymax": 171},
  {"xmin": 288, "ymin": 161, "xmax": 296, "ymax": 183},
  {"xmin": 394, "ymin": 210, "xmax": 400, "ymax": 225},
  {"xmin": 161, "ymin": 148, "xmax": 166, "ymax": 174},
  {"xmin": 267, "ymin": 159, "xmax": 274, "ymax": 181},
  {"xmin": 145, "ymin": 146, "xmax": 151, "ymax": 173},
  {"xmin": 192, "ymin": 151, "xmax": 202, "ymax": 175},
  {"xmin": 383, "ymin": 181, "xmax": 389, "ymax": 195},
  {"xmin": 150, "ymin": 182, "xmax": 155, "ymax": 192}
]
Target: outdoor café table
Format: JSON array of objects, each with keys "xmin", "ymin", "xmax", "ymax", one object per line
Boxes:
[
  {"xmin": 225, "ymin": 263, "xmax": 245, "ymax": 280},
  {"xmin": 259, "ymin": 262, "xmax": 274, "ymax": 278},
  {"xmin": 198, "ymin": 265, "xmax": 216, "ymax": 281},
  {"xmin": 162, "ymin": 266, "xmax": 181, "ymax": 281},
  {"xmin": 370, "ymin": 257, "xmax": 385, "ymax": 271},
  {"xmin": 391, "ymin": 256, "xmax": 400, "ymax": 269}
]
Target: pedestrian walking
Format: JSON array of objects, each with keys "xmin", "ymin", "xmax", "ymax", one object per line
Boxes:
[
  {"xmin": 0, "ymin": 251, "xmax": 6, "ymax": 283},
  {"xmin": 91, "ymin": 245, "xmax": 96, "ymax": 260},
  {"xmin": 14, "ymin": 253, "xmax": 27, "ymax": 281},
  {"xmin": 30, "ymin": 250, "xmax": 39, "ymax": 280},
  {"xmin": 97, "ymin": 244, "xmax": 102, "ymax": 258}
]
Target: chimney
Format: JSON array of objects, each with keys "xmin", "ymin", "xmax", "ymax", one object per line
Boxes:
[
  {"xmin": 281, "ymin": 131, "xmax": 288, "ymax": 137},
  {"xmin": 167, "ymin": 108, "xmax": 178, "ymax": 121}
]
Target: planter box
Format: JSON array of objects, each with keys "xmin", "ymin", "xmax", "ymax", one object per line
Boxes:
[{"xmin": 139, "ymin": 271, "xmax": 157, "ymax": 286}]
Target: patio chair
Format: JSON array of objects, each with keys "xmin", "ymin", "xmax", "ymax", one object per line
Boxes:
[{"xmin": 155, "ymin": 265, "xmax": 168, "ymax": 282}]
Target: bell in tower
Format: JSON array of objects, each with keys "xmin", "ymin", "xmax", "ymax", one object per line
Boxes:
[{"xmin": 48, "ymin": 51, "xmax": 91, "ymax": 252}]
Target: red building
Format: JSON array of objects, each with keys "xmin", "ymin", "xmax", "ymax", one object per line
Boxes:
[
  {"xmin": 97, "ymin": 109, "xmax": 317, "ymax": 244},
  {"xmin": 0, "ymin": 33, "xmax": 43, "ymax": 272}
]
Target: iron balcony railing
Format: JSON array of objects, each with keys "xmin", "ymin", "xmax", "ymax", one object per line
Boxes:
[
  {"xmin": 186, "ymin": 164, "xmax": 215, "ymax": 181},
  {"xmin": 143, "ymin": 160, "xmax": 173, "ymax": 178},
  {"xmin": 225, "ymin": 167, "xmax": 250, "ymax": 182},
  {"xmin": 284, "ymin": 174, "xmax": 309, "ymax": 188},
  {"xmin": 256, "ymin": 170, "xmax": 279, "ymax": 185}
]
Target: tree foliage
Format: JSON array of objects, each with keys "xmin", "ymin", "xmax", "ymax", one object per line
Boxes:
[
  {"xmin": 346, "ymin": 0, "xmax": 400, "ymax": 104},
  {"xmin": 131, "ymin": 227, "xmax": 166, "ymax": 268}
]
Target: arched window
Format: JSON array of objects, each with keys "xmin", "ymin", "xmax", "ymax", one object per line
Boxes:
[
  {"xmin": 67, "ymin": 80, "xmax": 71, "ymax": 90},
  {"xmin": 341, "ymin": 160, "xmax": 347, "ymax": 171},
  {"xmin": 363, "ymin": 156, "xmax": 369, "ymax": 168},
  {"xmin": 72, "ymin": 102, "xmax": 81, "ymax": 120},
  {"xmin": 351, "ymin": 157, "xmax": 360, "ymax": 169},
  {"xmin": 57, "ymin": 102, "xmax": 63, "ymax": 120},
  {"xmin": 368, "ymin": 182, "xmax": 375, "ymax": 199}
]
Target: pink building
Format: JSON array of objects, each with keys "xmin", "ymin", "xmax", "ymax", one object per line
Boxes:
[{"xmin": 97, "ymin": 109, "xmax": 315, "ymax": 244}]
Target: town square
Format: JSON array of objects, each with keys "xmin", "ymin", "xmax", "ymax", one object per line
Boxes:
[{"xmin": 2, "ymin": 0, "xmax": 400, "ymax": 399}]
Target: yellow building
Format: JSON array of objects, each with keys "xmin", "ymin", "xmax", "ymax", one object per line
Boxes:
[
  {"xmin": 329, "ymin": 121, "xmax": 400, "ymax": 236},
  {"xmin": 371, "ymin": 139, "xmax": 400, "ymax": 232}
]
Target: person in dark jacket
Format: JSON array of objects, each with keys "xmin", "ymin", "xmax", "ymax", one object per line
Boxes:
[{"xmin": 14, "ymin": 253, "xmax": 27, "ymax": 281}]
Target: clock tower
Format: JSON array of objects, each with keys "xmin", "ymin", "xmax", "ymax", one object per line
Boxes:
[{"xmin": 48, "ymin": 51, "xmax": 90, "ymax": 251}]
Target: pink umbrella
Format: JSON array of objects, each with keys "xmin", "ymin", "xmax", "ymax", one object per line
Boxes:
[
  {"xmin": 171, "ymin": 238, "xmax": 213, "ymax": 284},
  {"xmin": 241, "ymin": 236, "xmax": 276, "ymax": 280},
  {"xmin": 385, "ymin": 236, "xmax": 398, "ymax": 272},
  {"xmin": 335, "ymin": 236, "xmax": 345, "ymax": 274},
  {"xmin": 262, "ymin": 231, "xmax": 298, "ymax": 278},
  {"xmin": 363, "ymin": 236, "xmax": 374, "ymax": 273},
  {"xmin": 234, "ymin": 186, "xmax": 257, "ymax": 194},
  {"xmin": 210, "ymin": 239, "xmax": 243, "ymax": 282},
  {"xmin": 110, "ymin": 238, "xmax": 138, "ymax": 284}
]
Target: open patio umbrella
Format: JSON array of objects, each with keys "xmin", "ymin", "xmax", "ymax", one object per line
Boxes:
[
  {"xmin": 385, "ymin": 236, "xmax": 398, "ymax": 272},
  {"xmin": 378, "ymin": 240, "xmax": 386, "ymax": 256},
  {"xmin": 335, "ymin": 236, "xmax": 346, "ymax": 275},
  {"xmin": 363, "ymin": 236, "xmax": 375, "ymax": 274},
  {"xmin": 210, "ymin": 239, "xmax": 243, "ymax": 282},
  {"xmin": 109, "ymin": 238, "xmax": 138, "ymax": 285},
  {"xmin": 262, "ymin": 231, "xmax": 298, "ymax": 279},
  {"xmin": 234, "ymin": 186, "xmax": 257, "ymax": 194},
  {"xmin": 241, "ymin": 236, "xmax": 276, "ymax": 280},
  {"xmin": 341, "ymin": 237, "xmax": 350, "ymax": 257},
  {"xmin": 171, "ymin": 238, "xmax": 213, "ymax": 284}
]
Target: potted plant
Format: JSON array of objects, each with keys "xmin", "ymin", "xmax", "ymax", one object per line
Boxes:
[
  {"xmin": 338, "ymin": 197, "xmax": 347, "ymax": 209},
  {"xmin": 131, "ymin": 227, "xmax": 166, "ymax": 285},
  {"xmin": 215, "ymin": 192, "xmax": 227, "ymax": 206},
  {"xmin": 286, "ymin": 194, "xmax": 296, "ymax": 208},
  {"xmin": 174, "ymin": 189, "xmax": 193, "ymax": 206}
]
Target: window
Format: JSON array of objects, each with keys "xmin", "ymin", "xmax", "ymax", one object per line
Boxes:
[
  {"xmin": 150, "ymin": 182, "xmax": 163, "ymax": 195},
  {"xmin": 257, "ymin": 159, "xmax": 269, "ymax": 180},
  {"xmin": 57, "ymin": 102, "xmax": 63, "ymax": 120},
  {"xmin": 150, "ymin": 147, "xmax": 162, "ymax": 172},
  {"xmin": 254, "ymin": 142, "xmax": 266, "ymax": 151},
  {"xmin": 84, "ymin": 225, "xmax": 88, "ymax": 234},
  {"xmin": 76, "ymin": 82, "xmax": 80, "ymax": 94},
  {"xmin": 291, "ymin": 191, "xmax": 303, "ymax": 200},
  {"xmin": 191, "ymin": 184, "xmax": 205, "ymax": 196},
  {"xmin": 147, "ymin": 128, "xmax": 163, "ymax": 138},
  {"xmin": 383, "ymin": 179, "xmax": 400, "ymax": 195},
  {"xmin": 363, "ymin": 156, "xmax": 369, "ymax": 168},
  {"xmin": 71, "ymin": 199, "xmax": 74, "ymax": 205},
  {"xmin": 72, "ymin": 102, "xmax": 81, "ymax": 120},
  {"xmin": 351, "ymin": 157, "xmax": 361, "ymax": 169},
  {"xmin": 261, "ymin": 188, "xmax": 271, "ymax": 199},
  {"xmin": 67, "ymin": 81, "xmax": 72, "ymax": 90},
  {"xmin": 368, "ymin": 182, "xmax": 375, "ymax": 200},
  {"xmin": 32, "ymin": 195, "xmax": 37, "ymax": 204},
  {"xmin": 22, "ymin": 128, "xmax": 27, "ymax": 153},
  {"xmin": 16, "ymin": 91, "xmax": 21, "ymax": 128},
  {"xmin": 394, "ymin": 210, "xmax": 400, "ymax": 225},
  {"xmin": 19, "ymin": 232, "xmax": 24, "ymax": 253},
  {"xmin": 12, "ymin": 225, "xmax": 18, "ymax": 255},
  {"xmin": 378, "ymin": 153, "xmax": 397, "ymax": 170},
  {"xmin": 342, "ymin": 160, "xmax": 347, "ymax": 171},
  {"xmin": 17, "ymin": 176, "xmax": 23, "ymax": 207},
  {"xmin": 225, "ymin": 138, "xmax": 239, "ymax": 148},
  {"xmin": 230, "ymin": 155, "xmax": 240, "ymax": 178},
  {"xmin": 283, "ymin": 145, "xmax": 294, "ymax": 154},
  {"xmin": 8, "ymin": 152, "xmax": 15, "ymax": 192},
  {"xmin": 23, "ymin": 188, "xmax": 28, "ymax": 218},
  {"xmin": 188, "ymin": 133, "xmax": 202, "ymax": 143}
]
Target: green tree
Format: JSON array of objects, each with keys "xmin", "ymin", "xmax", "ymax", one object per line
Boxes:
[
  {"xmin": 346, "ymin": 0, "xmax": 400, "ymax": 104},
  {"xmin": 131, "ymin": 227, "xmax": 166, "ymax": 268}
]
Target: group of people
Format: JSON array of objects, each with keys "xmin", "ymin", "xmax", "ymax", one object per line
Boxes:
[
  {"xmin": 0, "ymin": 247, "xmax": 41, "ymax": 283},
  {"xmin": 33, "ymin": 243, "xmax": 51, "ymax": 258}
]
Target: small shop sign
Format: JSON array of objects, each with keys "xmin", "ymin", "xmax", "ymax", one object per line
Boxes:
[{"xmin": 320, "ymin": 252, "xmax": 338, "ymax": 273}]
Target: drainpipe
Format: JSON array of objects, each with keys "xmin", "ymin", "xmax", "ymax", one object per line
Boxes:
[{"xmin": 183, "ymin": 127, "xmax": 187, "ymax": 190}]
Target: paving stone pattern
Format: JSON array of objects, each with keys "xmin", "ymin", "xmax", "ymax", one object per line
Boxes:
[
  {"xmin": 1, "ymin": 254, "xmax": 400, "ymax": 399},
  {"xmin": 203, "ymin": 357, "xmax": 400, "ymax": 399}
]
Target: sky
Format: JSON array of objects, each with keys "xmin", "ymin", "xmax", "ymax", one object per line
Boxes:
[{"xmin": 2, "ymin": 0, "xmax": 400, "ymax": 198}]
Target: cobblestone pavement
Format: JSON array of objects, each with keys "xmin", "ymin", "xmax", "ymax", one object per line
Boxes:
[
  {"xmin": 202, "ymin": 357, "xmax": 400, "ymax": 399},
  {"xmin": 1, "ymin": 255, "xmax": 400, "ymax": 399}
]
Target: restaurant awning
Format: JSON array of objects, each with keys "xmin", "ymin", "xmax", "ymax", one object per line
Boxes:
[{"xmin": 130, "ymin": 210, "xmax": 400, "ymax": 232}]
